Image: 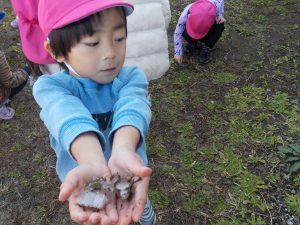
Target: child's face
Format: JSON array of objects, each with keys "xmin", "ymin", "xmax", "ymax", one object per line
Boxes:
[{"xmin": 60, "ymin": 8, "xmax": 126, "ymax": 84}]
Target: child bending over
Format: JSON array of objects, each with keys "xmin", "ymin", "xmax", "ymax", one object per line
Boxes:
[
  {"xmin": 0, "ymin": 51, "xmax": 28, "ymax": 119},
  {"xmin": 33, "ymin": 0, "xmax": 155, "ymax": 224},
  {"xmin": 174, "ymin": 0, "xmax": 226, "ymax": 64}
]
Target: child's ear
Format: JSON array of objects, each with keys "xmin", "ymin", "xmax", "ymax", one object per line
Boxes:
[{"xmin": 44, "ymin": 40, "xmax": 65, "ymax": 63}]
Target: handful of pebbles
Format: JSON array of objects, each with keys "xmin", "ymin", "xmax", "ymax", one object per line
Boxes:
[{"xmin": 77, "ymin": 173, "xmax": 141, "ymax": 209}]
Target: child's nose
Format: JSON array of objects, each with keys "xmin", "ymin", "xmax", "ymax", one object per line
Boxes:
[{"xmin": 103, "ymin": 42, "xmax": 116, "ymax": 60}]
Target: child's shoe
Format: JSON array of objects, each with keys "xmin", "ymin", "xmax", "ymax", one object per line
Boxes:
[
  {"xmin": 139, "ymin": 197, "xmax": 156, "ymax": 225},
  {"xmin": 199, "ymin": 46, "xmax": 212, "ymax": 64},
  {"xmin": 10, "ymin": 17, "xmax": 19, "ymax": 28},
  {"xmin": 0, "ymin": 105, "xmax": 15, "ymax": 120},
  {"xmin": 0, "ymin": 11, "xmax": 6, "ymax": 21}
]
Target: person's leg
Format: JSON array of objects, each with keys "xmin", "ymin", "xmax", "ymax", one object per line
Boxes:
[
  {"xmin": 0, "ymin": 51, "xmax": 28, "ymax": 88},
  {"xmin": 0, "ymin": 85, "xmax": 15, "ymax": 120},
  {"xmin": 198, "ymin": 23, "xmax": 225, "ymax": 64},
  {"xmin": 200, "ymin": 23, "xmax": 225, "ymax": 49},
  {"xmin": 0, "ymin": 82, "xmax": 11, "ymax": 104},
  {"xmin": 8, "ymin": 66, "xmax": 30, "ymax": 99},
  {"xmin": 8, "ymin": 78, "xmax": 27, "ymax": 100},
  {"xmin": 139, "ymin": 197, "xmax": 156, "ymax": 225}
]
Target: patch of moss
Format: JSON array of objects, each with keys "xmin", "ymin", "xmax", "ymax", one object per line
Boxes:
[
  {"xmin": 148, "ymin": 189, "xmax": 170, "ymax": 210},
  {"xmin": 285, "ymin": 194, "xmax": 300, "ymax": 216},
  {"xmin": 216, "ymin": 146, "xmax": 244, "ymax": 177},
  {"xmin": 232, "ymin": 171, "xmax": 268, "ymax": 211}
]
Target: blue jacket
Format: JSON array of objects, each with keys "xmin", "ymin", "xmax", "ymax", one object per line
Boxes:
[{"xmin": 33, "ymin": 66, "xmax": 151, "ymax": 181}]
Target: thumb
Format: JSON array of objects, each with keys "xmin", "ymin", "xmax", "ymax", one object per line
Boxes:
[
  {"xmin": 59, "ymin": 171, "xmax": 80, "ymax": 202},
  {"xmin": 129, "ymin": 162, "xmax": 152, "ymax": 178}
]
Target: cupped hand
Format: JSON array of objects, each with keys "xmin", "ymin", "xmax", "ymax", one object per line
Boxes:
[
  {"xmin": 59, "ymin": 164, "xmax": 118, "ymax": 225},
  {"xmin": 108, "ymin": 148, "xmax": 152, "ymax": 225}
]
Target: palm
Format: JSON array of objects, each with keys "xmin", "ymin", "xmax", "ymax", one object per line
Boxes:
[{"xmin": 59, "ymin": 164, "xmax": 118, "ymax": 225}]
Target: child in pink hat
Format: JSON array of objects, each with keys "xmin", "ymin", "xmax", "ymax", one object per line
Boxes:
[
  {"xmin": 10, "ymin": 0, "xmax": 60, "ymax": 76},
  {"xmin": 0, "ymin": 51, "xmax": 29, "ymax": 120},
  {"xmin": 174, "ymin": 0, "xmax": 226, "ymax": 64},
  {"xmin": 33, "ymin": 0, "xmax": 156, "ymax": 224},
  {"xmin": 10, "ymin": 0, "xmax": 170, "ymax": 82},
  {"xmin": 0, "ymin": 10, "xmax": 29, "ymax": 120}
]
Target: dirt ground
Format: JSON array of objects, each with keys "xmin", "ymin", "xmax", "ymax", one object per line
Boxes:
[{"xmin": 1, "ymin": 0, "xmax": 300, "ymax": 225}]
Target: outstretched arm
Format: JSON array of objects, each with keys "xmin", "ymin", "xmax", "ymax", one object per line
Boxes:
[
  {"xmin": 33, "ymin": 76, "xmax": 116, "ymax": 224},
  {"xmin": 60, "ymin": 132, "xmax": 118, "ymax": 225},
  {"xmin": 215, "ymin": 0, "xmax": 225, "ymax": 17},
  {"xmin": 107, "ymin": 68, "xmax": 152, "ymax": 224},
  {"xmin": 108, "ymin": 126, "xmax": 152, "ymax": 225},
  {"xmin": 173, "ymin": 4, "xmax": 191, "ymax": 64}
]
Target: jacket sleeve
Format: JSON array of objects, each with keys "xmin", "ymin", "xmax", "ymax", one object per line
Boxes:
[
  {"xmin": 215, "ymin": 0, "xmax": 225, "ymax": 16},
  {"xmin": 0, "ymin": 51, "xmax": 27, "ymax": 89},
  {"xmin": 174, "ymin": 4, "xmax": 191, "ymax": 56},
  {"xmin": 108, "ymin": 67, "xmax": 151, "ymax": 149},
  {"xmin": 33, "ymin": 75, "xmax": 105, "ymax": 158}
]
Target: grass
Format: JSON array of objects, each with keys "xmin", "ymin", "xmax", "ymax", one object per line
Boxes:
[
  {"xmin": 148, "ymin": 0, "xmax": 300, "ymax": 224},
  {"xmin": 285, "ymin": 194, "xmax": 300, "ymax": 217}
]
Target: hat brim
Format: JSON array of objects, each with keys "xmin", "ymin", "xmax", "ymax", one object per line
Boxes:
[{"xmin": 52, "ymin": 0, "xmax": 134, "ymax": 31}]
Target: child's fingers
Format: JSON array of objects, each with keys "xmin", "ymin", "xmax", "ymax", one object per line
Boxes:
[
  {"xmin": 104, "ymin": 202, "xmax": 118, "ymax": 224},
  {"xmin": 68, "ymin": 196, "xmax": 89, "ymax": 223},
  {"xmin": 112, "ymin": 151, "xmax": 152, "ymax": 177},
  {"xmin": 131, "ymin": 178, "xmax": 149, "ymax": 221},
  {"xmin": 89, "ymin": 212, "xmax": 109, "ymax": 225},
  {"xmin": 59, "ymin": 181, "xmax": 78, "ymax": 201},
  {"xmin": 95, "ymin": 212, "xmax": 116, "ymax": 225},
  {"xmin": 132, "ymin": 196, "xmax": 147, "ymax": 222},
  {"xmin": 59, "ymin": 172, "xmax": 80, "ymax": 201},
  {"xmin": 116, "ymin": 200, "xmax": 132, "ymax": 225}
]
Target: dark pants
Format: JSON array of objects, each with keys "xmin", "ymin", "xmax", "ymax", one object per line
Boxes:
[
  {"xmin": 9, "ymin": 79, "xmax": 27, "ymax": 99},
  {"xmin": 183, "ymin": 22, "xmax": 225, "ymax": 49}
]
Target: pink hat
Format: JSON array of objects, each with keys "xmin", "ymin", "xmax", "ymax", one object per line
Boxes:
[
  {"xmin": 38, "ymin": 0, "xmax": 134, "ymax": 37},
  {"xmin": 186, "ymin": 0, "xmax": 216, "ymax": 39},
  {"xmin": 10, "ymin": 0, "xmax": 55, "ymax": 64}
]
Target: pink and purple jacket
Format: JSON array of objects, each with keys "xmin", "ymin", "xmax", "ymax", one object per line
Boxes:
[{"xmin": 174, "ymin": 0, "xmax": 224, "ymax": 56}]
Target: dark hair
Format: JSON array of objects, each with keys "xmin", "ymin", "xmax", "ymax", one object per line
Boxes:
[{"xmin": 48, "ymin": 7, "xmax": 127, "ymax": 70}]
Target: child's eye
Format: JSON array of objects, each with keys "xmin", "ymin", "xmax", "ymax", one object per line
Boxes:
[
  {"xmin": 84, "ymin": 42, "xmax": 99, "ymax": 47},
  {"xmin": 115, "ymin": 36, "xmax": 126, "ymax": 42}
]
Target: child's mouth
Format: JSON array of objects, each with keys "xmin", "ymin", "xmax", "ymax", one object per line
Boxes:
[{"xmin": 103, "ymin": 67, "xmax": 116, "ymax": 72}]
